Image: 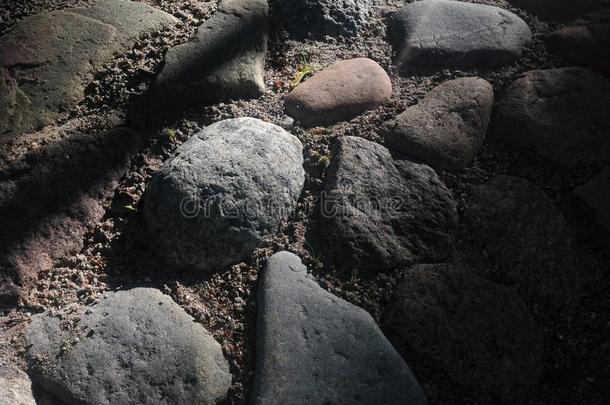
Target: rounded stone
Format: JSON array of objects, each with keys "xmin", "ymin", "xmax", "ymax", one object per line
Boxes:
[
  {"xmin": 285, "ymin": 58, "xmax": 392, "ymax": 127},
  {"xmin": 492, "ymin": 67, "xmax": 610, "ymax": 167},
  {"xmin": 144, "ymin": 118, "xmax": 305, "ymax": 272},
  {"xmin": 384, "ymin": 77, "xmax": 494, "ymax": 171}
]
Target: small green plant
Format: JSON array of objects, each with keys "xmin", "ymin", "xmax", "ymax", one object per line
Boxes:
[
  {"xmin": 111, "ymin": 204, "xmax": 138, "ymax": 217},
  {"xmin": 162, "ymin": 127, "xmax": 177, "ymax": 142},
  {"xmin": 290, "ymin": 52, "xmax": 313, "ymax": 89},
  {"xmin": 317, "ymin": 155, "xmax": 331, "ymax": 169}
]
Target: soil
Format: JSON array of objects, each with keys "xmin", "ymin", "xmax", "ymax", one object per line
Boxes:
[{"xmin": 1, "ymin": 0, "xmax": 609, "ymax": 404}]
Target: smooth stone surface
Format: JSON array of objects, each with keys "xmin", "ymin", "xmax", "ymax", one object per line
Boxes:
[
  {"xmin": 316, "ymin": 136, "xmax": 458, "ymax": 270},
  {"xmin": 493, "ymin": 67, "xmax": 610, "ymax": 166},
  {"xmin": 148, "ymin": 0, "xmax": 268, "ymax": 110},
  {"xmin": 385, "ymin": 263, "xmax": 543, "ymax": 403},
  {"xmin": 285, "ymin": 58, "xmax": 392, "ymax": 127},
  {"xmin": 0, "ymin": 362, "xmax": 36, "ymax": 405},
  {"xmin": 26, "ymin": 288, "xmax": 231, "ymax": 405},
  {"xmin": 0, "ymin": 128, "xmax": 141, "ymax": 308},
  {"xmin": 275, "ymin": 0, "xmax": 372, "ymax": 38},
  {"xmin": 389, "ymin": 0, "xmax": 531, "ymax": 74},
  {"xmin": 251, "ymin": 251, "xmax": 428, "ymax": 405},
  {"xmin": 547, "ymin": 25, "xmax": 610, "ymax": 75},
  {"xmin": 144, "ymin": 118, "xmax": 304, "ymax": 272},
  {"xmin": 461, "ymin": 176, "xmax": 579, "ymax": 310},
  {"xmin": 575, "ymin": 168, "xmax": 610, "ymax": 233},
  {"xmin": 508, "ymin": 0, "xmax": 601, "ymax": 22},
  {"xmin": 384, "ymin": 77, "xmax": 493, "ymax": 171},
  {"xmin": 0, "ymin": 0, "xmax": 177, "ymax": 138}
]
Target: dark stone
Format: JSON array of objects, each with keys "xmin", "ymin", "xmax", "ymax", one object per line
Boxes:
[
  {"xmin": 316, "ymin": 136, "xmax": 458, "ymax": 270},
  {"xmin": 547, "ymin": 25, "xmax": 610, "ymax": 75}
]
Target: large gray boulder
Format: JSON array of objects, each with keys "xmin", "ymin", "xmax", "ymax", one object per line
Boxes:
[
  {"xmin": 316, "ymin": 136, "xmax": 458, "ymax": 270},
  {"xmin": 0, "ymin": 128, "xmax": 142, "ymax": 308},
  {"xmin": 26, "ymin": 288, "xmax": 231, "ymax": 405},
  {"xmin": 0, "ymin": 0, "xmax": 177, "ymax": 138},
  {"xmin": 285, "ymin": 58, "xmax": 392, "ymax": 127},
  {"xmin": 146, "ymin": 0, "xmax": 268, "ymax": 110},
  {"xmin": 493, "ymin": 67, "xmax": 610, "ymax": 167},
  {"xmin": 385, "ymin": 263, "xmax": 543, "ymax": 403},
  {"xmin": 0, "ymin": 362, "xmax": 36, "ymax": 405},
  {"xmin": 389, "ymin": 0, "xmax": 531, "ymax": 74},
  {"xmin": 461, "ymin": 176, "xmax": 580, "ymax": 311},
  {"xmin": 275, "ymin": 0, "xmax": 372, "ymax": 38},
  {"xmin": 384, "ymin": 77, "xmax": 494, "ymax": 171},
  {"xmin": 144, "ymin": 118, "xmax": 305, "ymax": 272},
  {"xmin": 252, "ymin": 251, "xmax": 428, "ymax": 405}
]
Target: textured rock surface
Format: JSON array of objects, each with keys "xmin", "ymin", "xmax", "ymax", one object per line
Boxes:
[
  {"xmin": 0, "ymin": 0, "xmax": 177, "ymax": 138},
  {"xmin": 385, "ymin": 263, "xmax": 543, "ymax": 403},
  {"xmin": 575, "ymin": 168, "xmax": 610, "ymax": 233},
  {"xmin": 493, "ymin": 67, "xmax": 610, "ymax": 166},
  {"xmin": 144, "ymin": 118, "xmax": 304, "ymax": 272},
  {"xmin": 316, "ymin": 136, "xmax": 458, "ymax": 270},
  {"xmin": 547, "ymin": 25, "xmax": 610, "ymax": 75},
  {"xmin": 0, "ymin": 362, "xmax": 36, "ymax": 405},
  {"xmin": 0, "ymin": 128, "xmax": 141, "ymax": 308},
  {"xmin": 389, "ymin": 0, "xmax": 531, "ymax": 74},
  {"xmin": 147, "ymin": 0, "xmax": 268, "ymax": 110},
  {"xmin": 26, "ymin": 288, "xmax": 231, "ymax": 405},
  {"xmin": 461, "ymin": 176, "xmax": 579, "ymax": 310},
  {"xmin": 285, "ymin": 58, "xmax": 392, "ymax": 127},
  {"xmin": 252, "ymin": 251, "xmax": 428, "ymax": 405},
  {"xmin": 508, "ymin": 0, "xmax": 601, "ymax": 22},
  {"xmin": 275, "ymin": 0, "xmax": 372, "ymax": 38},
  {"xmin": 384, "ymin": 77, "xmax": 493, "ymax": 171}
]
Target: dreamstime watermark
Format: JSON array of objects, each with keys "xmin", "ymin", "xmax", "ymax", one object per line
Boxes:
[{"xmin": 179, "ymin": 191, "xmax": 406, "ymax": 220}]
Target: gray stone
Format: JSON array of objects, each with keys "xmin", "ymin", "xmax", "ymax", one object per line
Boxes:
[
  {"xmin": 285, "ymin": 58, "xmax": 392, "ymax": 127},
  {"xmin": 26, "ymin": 288, "xmax": 231, "ymax": 405},
  {"xmin": 147, "ymin": 0, "xmax": 268, "ymax": 110},
  {"xmin": 252, "ymin": 251, "xmax": 428, "ymax": 405},
  {"xmin": 275, "ymin": 0, "xmax": 372, "ymax": 38},
  {"xmin": 384, "ymin": 77, "xmax": 494, "ymax": 171},
  {"xmin": 575, "ymin": 168, "xmax": 610, "ymax": 233},
  {"xmin": 547, "ymin": 25, "xmax": 610, "ymax": 75},
  {"xmin": 144, "ymin": 118, "xmax": 304, "ymax": 272},
  {"xmin": 0, "ymin": 128, "xmax": 142, "ymax": 308},
  {"xmin": 0, "ymin": 0, "xmax": 177, "ymax": 138},
  {"xmin": 317, "ymin": 136, "xmax": 458, "ymax": 270},
  {"xmin": 389, "ymin": 0, "xmax": 531, "ymax": 74},
  {"xmin": 508, "ymin": 0, "xmax": 601, "ymax": 22},
  {"xmin": 0, "ymin": 362, "xmax": 36, "ymax": 405},
  {"xmin": 493, "ymin": 67, "xmax": 610, "ymax": 167},
  {"xmin": 461, "ymin": 176, "xmax": 580, "ymax": 310},
  {"xmin": 385, "ymin": 263, "xmax": 542, "ymax": 403}
]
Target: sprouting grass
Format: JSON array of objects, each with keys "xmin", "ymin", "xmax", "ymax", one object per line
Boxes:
[
  {"xmin": 290, "ymin": 52, "xmax": 314, "ymax": 89},
  {"xmin": 161, "ymin": 127, "xmax": 177, "ymax": 142}
]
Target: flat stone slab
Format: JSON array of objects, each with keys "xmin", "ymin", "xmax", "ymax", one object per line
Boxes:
[
  {"xmin": 26, "ymin": 288, "xmax": 231, "ymax": 405},
  {"xmin": 251, "ymin": 251, "xmax": 428, "ymax": 405},
  {"xmin": 316, "ymin": 136, "xmax": 458, "ymax": 270},
  {"xmin": 385, "ymin": 263, "xmax": 543, "ymax": 403},
  {"xmin": 384, "ymin": 77, "xmax": 493, "ymax": 171},
  {"xmin": 274, "ymin": 0, "xmax": 372, "ymax": 38},
  {"xmin": 146, "ymin": 0, "xmax": 268, "ymax": 110},
  {"xmin": 575, "ymin": 168, "xmax": 610, "ymax": 234},
  {"xmin": 461, "ymin": 176, "xmax": 579, "ymax": 311},
  {"xmin": 0, "ymin": 128, "xmax": 141, "ymax": 308},
  {"xmin": 144, "ymin": 118, "xmax": 304, "ymax": 272},
  {"xmin": 389, "ymin": 0, "xmax": 531, "ymax": 74},
  {"xmin": 285, "ymin": 58, "xmax": 392, "ymax": 127},
  {"xmin": 0, "ymin": 362, "xmax": 36, "ymax": 405},
  {"xmin": 0, "ymin": 0, "xmax": 177, "ymax": 138},
  {"xmin": 493, "ymin": 67, "xmax": 610, "ymax": 167}
]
